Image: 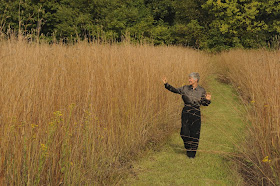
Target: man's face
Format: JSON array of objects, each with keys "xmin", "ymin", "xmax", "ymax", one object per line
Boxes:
[{"xmin": 188, "ymin": 77, "xmax": 197, "ymax": 85}]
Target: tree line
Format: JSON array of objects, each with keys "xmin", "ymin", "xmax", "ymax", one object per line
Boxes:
[{"xmin": 1, "ymin": 0, "xmax": 280, "ymax": 50}]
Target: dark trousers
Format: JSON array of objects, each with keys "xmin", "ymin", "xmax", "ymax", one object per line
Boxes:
[{"xmin": 180, "ymin": 106, "xmax": 201, "ymax": 158}]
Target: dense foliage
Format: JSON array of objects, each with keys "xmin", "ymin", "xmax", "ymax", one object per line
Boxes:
[{"xmin": 1, "ymin": 0, "xmax": 280, "ymax": 50}]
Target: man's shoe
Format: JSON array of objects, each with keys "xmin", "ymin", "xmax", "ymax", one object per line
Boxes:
[{"xmin": 186, "ymin": 150, "xmax": 196, "ymax": 158}]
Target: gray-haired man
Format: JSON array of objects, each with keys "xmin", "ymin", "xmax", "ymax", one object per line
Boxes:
[{"xmin": 162, "ymin": 73, "xmax": 211, "ymax": 158}]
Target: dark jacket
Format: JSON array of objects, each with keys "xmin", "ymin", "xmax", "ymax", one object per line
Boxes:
[{"xmin": 164, "ymin": 83, "xmax": 211, "ymax": 107}]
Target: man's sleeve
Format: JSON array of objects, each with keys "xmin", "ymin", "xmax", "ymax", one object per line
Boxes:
[
  {"xmin": 164, "ymin": 83, "xmax": 183, "ymax": 94},
  {"xmin": 200, "ymin": 90, "xmax": 211, "ymax": 106}
]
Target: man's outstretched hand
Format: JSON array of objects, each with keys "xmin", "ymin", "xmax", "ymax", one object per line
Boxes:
[
  {"xmin": 162, "ymin": 77, "xmax": 167, "ymax": 84},
  {"xmin": 206, "ymin": 93, "xmax": 212, "ymax": 100}
]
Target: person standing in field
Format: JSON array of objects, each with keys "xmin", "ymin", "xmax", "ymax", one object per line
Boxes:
[{"xmin": 162, "ymin": 72, "xmax": 211, "ymax": 158}]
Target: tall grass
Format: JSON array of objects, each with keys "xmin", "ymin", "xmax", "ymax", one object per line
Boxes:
[
  {"xmin": 217, "ymin": 50, "xmax": 280, "ymax": 185},
  {"xmin": 0, "ymin": 38, "xmax": 211, "ymax": 185}
]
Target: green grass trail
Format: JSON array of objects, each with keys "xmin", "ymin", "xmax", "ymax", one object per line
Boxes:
[{"xmin": 122, "ymin": 76, "xmax": 246, "ymax": 185}]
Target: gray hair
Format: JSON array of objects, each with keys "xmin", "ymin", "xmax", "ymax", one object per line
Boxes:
[{"xmin": 189, "ymin": 72, "xmax": 200, "ymax": 83}]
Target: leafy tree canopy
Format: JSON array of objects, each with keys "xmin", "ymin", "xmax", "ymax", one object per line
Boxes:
[{"xmin": 1, "ymin": 0, "xmax": 280, "ymax": 50}]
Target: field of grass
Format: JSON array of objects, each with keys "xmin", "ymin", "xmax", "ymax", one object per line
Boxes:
[
  {"xmin": 0, "ymin": 38, "xmax": 211, "ymax": 185},
  {"xmin": 0, "ymin": 37, "xmax": 279, "ymax": 185},
  {"xmin": 217, "ymin": 50, "xmax": 280, "ymax": 185}
]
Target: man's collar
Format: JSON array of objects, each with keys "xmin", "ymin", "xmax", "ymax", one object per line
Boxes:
[{"xmin": 189, "ymin": 85, "xmax": 199, "ymax": 90}]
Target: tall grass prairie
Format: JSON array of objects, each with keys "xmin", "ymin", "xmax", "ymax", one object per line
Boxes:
[
  {"xmin": 217, "ymin": 50, "xmax": 280, "ymax": 185},
  {"xmin": 0, "ymin": 38, "xmax": 211, "ymax": 185}
]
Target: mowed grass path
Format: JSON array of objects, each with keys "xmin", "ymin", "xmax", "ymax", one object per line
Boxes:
[{"xmin": 122, "ymin": 76, "xmax": 246, "ymax": 185}]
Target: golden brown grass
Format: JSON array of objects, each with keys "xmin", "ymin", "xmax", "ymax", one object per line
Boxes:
[
  {"xmin": 0, "ymin": 38, "xmax": 211, "ymax": 185},
  {"xmin": 216, "ymin": 49, "xmax": 280, "ymax": 185}
]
